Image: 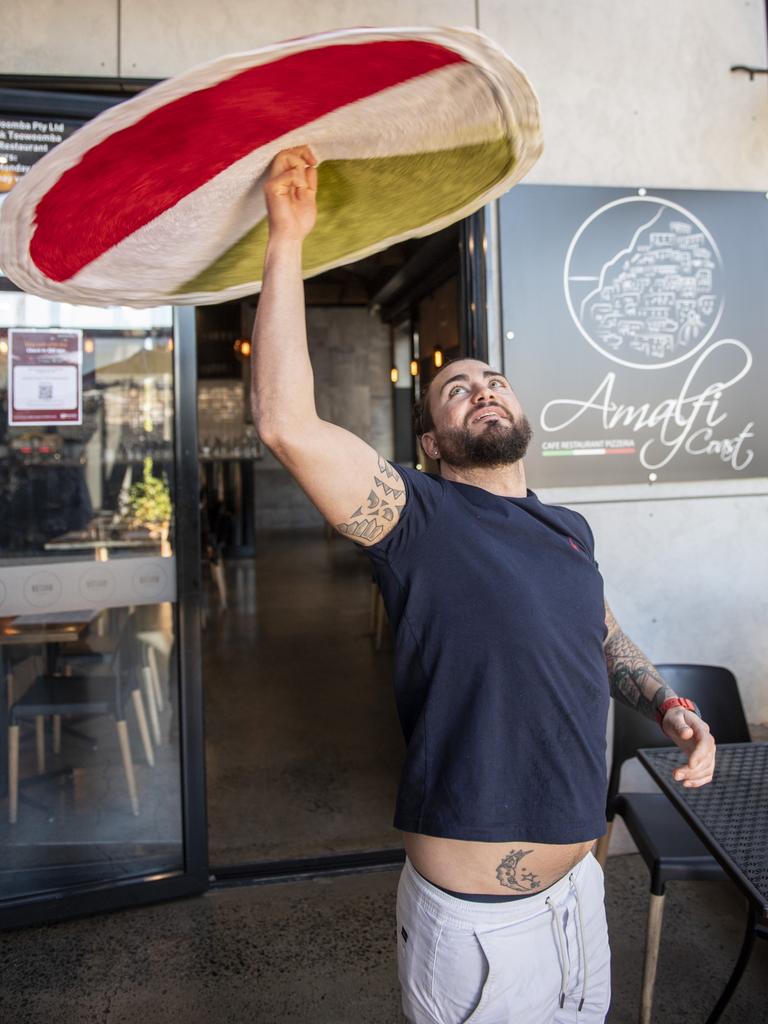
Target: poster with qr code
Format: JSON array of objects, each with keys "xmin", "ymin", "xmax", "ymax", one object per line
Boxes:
[{"xmin": 8, "ymin": 328, "xmax": 82, "ymax": 425}]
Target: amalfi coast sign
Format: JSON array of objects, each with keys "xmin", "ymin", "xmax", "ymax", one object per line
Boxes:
[
  {"xmin": 499, "ymin": 185, "xmax": 766, "ymax": 487},
  {"xmin": 564, "ymin": 196, "xmax": 724, "ymax": 370}
]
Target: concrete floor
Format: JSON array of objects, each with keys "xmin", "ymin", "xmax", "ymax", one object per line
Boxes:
[
  {"xmin": 4, "ymin": 531, "xmax": 766, "ymax": 1019},
  {"xmin": 1, "ymin": 852, "xmax": 766, "ymax": 1024},
  {"xmin": 203, "ymin": 531, "xmax": 404, "ymax": 866}
]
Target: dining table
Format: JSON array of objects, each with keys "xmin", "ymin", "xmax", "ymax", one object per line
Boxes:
[
  {"xmin": 43, "ymin": 520, "xmax": 161, "ymax": 554},
  {"xmin": 638, "ymin": 742, "xmax": 768, "ymax": 1024}
]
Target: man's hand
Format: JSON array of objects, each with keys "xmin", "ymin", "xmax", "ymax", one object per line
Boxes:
[
  {"xmin": 661, "ymin": 708, "xmax": 716, "ymax": 788},
  {"xmin": 263, "ymin": 146, "xmax": 318, "ymax": 242}
]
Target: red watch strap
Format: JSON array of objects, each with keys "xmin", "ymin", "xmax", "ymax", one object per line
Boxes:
[{"xmin": 655, "ymin": 696, "xmax": 697, "ymax": 725}]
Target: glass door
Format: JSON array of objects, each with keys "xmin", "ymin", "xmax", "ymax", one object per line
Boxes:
[{"xmin": 0, "ymin": 291, "xmax": 207, "ymax": 926}]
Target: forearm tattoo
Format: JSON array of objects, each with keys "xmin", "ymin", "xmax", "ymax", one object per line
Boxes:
[
  {"xmin": 604, "ymin": 603, "xmax": 675, "ymax": 720},
  {"xmin": 335, "ymin": 457, "xmax": 405, "ymax": 543},
  {"xmin": 495, "ymin": 848, "xmax": 542, "ymax": 892}
]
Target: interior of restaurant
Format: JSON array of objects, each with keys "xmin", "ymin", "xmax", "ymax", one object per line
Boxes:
[
  {"xmin": 200, "ymin": 225, "xmax": 463, "ymax": 869},
  {"xmin": 0, "ymin": 295, "xmax": 184, "ymax": 896},
  {"xmin": 0, "ymin": 220, "xmax": 465, "ymax": 896}
]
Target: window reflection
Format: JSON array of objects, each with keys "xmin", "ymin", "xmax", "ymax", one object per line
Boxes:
[{"xmin": 0, "ymin": 296, "xmax": 183, "ymax": 900}]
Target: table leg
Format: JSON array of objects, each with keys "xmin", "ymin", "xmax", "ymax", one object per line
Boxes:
[
  {"xmin": 0, "ymin": 648, "xmax": 9, "ymax": 796},
  {"xmin": 704, "ymin": 905, "xmax": 757, "ymax": 1024}
]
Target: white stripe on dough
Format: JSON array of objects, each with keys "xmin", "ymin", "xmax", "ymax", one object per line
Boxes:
[{"xmin": 66, "ymin": 62, "xmax": 502, "ymax": 303}]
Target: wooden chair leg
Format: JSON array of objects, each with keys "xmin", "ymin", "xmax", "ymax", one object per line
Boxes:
[
  {"xmin": 35, "ymin": 715, "xmax": 46, "ymax": 774},
  {"xmin": 52, "ymin": 714, "xmax": 62, "ymax": 754},
  {"xmin": 141, "ymin": 665, "xmax": 162, "ymax": 746},
  {"xmin": 116, "ymin": 719, "xmax": 140, "ymax": 816},
  {"xmin": 211, "ymin": 560, "xmax": 227, "ymax": 611},
  {"xmin": 147, "ymin": 646, "xmax": 164, "ymax": 712},
  {"xmin": 594, "ymin": 820, "xmax": 614, "ymax": 867},
  {"xmin": 640, "ymin": 892, "xmax": 666, "ymax": 1024},
  {"xmin": 131, "ymin": 690, "xmax": 155, "ymax": 767},
  {"xmin": 9, "ymin": 724, "xmax": 19, "ymax": 824}
]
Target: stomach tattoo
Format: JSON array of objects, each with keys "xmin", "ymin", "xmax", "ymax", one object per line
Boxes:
[{"xmin": 495, "ymin": 848, "xmax": 542, "ymax": 892}]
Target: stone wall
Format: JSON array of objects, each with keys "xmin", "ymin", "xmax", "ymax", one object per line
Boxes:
[{"xmin": 252, "ymin": 306, "xmax": 393, "ymax": 530}]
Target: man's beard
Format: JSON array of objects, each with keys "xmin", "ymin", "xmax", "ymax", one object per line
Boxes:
[{"xmin": 434, "ymin": 413, "xmax": 533, "ymax": 468}]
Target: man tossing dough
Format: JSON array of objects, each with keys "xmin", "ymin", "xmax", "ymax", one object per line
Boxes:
[{"xmin": 250, "ymin": 148, "xmax": 717, "ymax": 1024}]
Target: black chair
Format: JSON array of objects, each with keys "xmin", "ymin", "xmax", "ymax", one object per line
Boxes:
[
  {"xmin": 7, "ymin": 617, "xmax": 154, "ymax": 824},
  {"xmin": 595, "ymin": 664, "xmax": 751, "ymax": 1024},
  {"xmin": 52, "ymin": 607, "xmax": 131, "ymax": 752}
]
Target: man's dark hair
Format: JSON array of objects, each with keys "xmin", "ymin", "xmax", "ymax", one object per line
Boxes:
[{"xmin": 412, "ymin": 358, "xmax": 461, "ymax": 438}]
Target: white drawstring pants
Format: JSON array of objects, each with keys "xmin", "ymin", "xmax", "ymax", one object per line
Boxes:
[{"xmin": 396, "ymin": 850, "xmax": 611, "ymax": 1023}]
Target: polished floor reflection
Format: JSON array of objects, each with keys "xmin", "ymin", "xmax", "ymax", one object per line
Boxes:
[{"xmin": 203, "ymin": 530, "xmax": 403, "ymax": 867}]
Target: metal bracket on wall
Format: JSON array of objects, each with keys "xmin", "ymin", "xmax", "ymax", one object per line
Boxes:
[{"xmin": 730, "ymin": 65, "xmax": 768, "ymax": 80}]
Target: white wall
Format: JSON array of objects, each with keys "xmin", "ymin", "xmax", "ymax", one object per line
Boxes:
[
  {"xmin": 118, "ymin": 0, "xmax": 475, "ymax": 79},
  {"xmin": 2, "ymin": 1, "xmax": 118, "ymax": 76},
  {"xmin": 538, "ymin": 481, "xmax": 768, "ymax": 724},
  {"xmin": 480, "ymin": 0, "xmax": 768, "ymax": 191},
  {"xmin": 5, "ymin": 1, "xmax": 766, "ymax": 192}
]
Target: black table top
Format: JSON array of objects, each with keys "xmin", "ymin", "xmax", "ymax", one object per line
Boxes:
[{"xmin": 638, "ymin": 743, "xmax": 768, "ymax": 919}]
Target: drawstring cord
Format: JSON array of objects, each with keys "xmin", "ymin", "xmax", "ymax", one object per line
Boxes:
[
  {"xmin": 546, "ymin": 871, "xmax": 589, "ymax": 1012},
  {"xmin": 546, "ymin": 892, "xmax": 569, "ymax": 1008},
  {"xmin": 571, "ymin": 873, "xmax": 589, "ymax": 1011}
]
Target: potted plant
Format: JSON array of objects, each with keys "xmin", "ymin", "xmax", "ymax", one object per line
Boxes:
[{"xmin": 122, "ymin": 457, "xmax": 173, "ymax": 554}]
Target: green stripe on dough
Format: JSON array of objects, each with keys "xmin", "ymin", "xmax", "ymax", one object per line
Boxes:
[{"xmin": 177, "ymin": 138, "xmax": 514, "ymax": 295}]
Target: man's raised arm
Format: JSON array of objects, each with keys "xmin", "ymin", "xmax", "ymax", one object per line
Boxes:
[
  {"xmin": 250, "ymin": 147, "xmax": 405, "ymax": 546},
  {"xmin": 603, "ymin": 602, "xmax": 716, "ymax": 788}
]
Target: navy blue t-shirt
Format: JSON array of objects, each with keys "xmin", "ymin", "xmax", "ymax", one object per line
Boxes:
[{"xmin": 364, "ymin": 464, "xmax": 610, "ymax": 844}]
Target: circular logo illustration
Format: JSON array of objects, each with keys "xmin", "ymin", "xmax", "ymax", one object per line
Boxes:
[
  {"xmin": 131, "ymin": 561, "xmax": 169, "ymax": 600},
  {"xmin": 24, "ymin": 570, "xmax": 63, "ymax": 608},
  {"xmin": 564, "ymin": 196, "xmax": 724, "ymax": 370},
  {"xmin": 78, "ymin": 565, "xmax": 116, "ymax": 604}
]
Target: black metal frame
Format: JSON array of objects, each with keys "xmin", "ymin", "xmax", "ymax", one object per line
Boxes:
[
  {"xmin": 0, "ymin": 307, "xmax": 208, "ymax": 930},
  {"xmin": 0, "ymin": 85, "xmax": 124, "ymax": 119},
  {"xmin": 212, "ymin": 848, "xmax": 405, "ymax": 889},
  {"xmin": 459, "ymin": 211, "xmax": 489, "ymax": 363}
]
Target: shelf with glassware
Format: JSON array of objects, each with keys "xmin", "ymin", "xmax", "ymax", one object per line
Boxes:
[{"xmin": 198, "ymin": 427, "xmax": 262, "ymax": 558}]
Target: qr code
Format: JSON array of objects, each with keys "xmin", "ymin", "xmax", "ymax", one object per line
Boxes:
[{"xmin": 38, "ymin": 383, "xmax": 53, "ymax": 400}]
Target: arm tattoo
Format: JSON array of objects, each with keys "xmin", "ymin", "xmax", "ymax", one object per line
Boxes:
[
  {"xmin": 495, "ymin": 848, "xmax": 542, "ymax": 892},
  {"xmin": 604, "ymin": 602, "xmax": 676, "ymax": 720},
  {"xmin": 335, "ymin": 456, "xmax": 405, "ymax": 543}
]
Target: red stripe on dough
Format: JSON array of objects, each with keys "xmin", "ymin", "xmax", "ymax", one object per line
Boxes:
[{"xmin": 30, "ymin": 40, "xmax": 465, "ymax": 282}]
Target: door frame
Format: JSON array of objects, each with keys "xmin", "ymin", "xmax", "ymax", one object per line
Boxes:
[{"xmin": 0, "ymin": 291, "xmax": 208, "ymax": 928}]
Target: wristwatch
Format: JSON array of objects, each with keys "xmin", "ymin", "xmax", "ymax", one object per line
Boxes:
[{"xmin": 655, "ymin": 696, "xmax": 701, "ymax": 726}]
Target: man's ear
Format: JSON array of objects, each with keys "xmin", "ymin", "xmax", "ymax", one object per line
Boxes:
[{"xmin": 420, "ymin": 432, "xmax": 439, "ymax": 461}]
